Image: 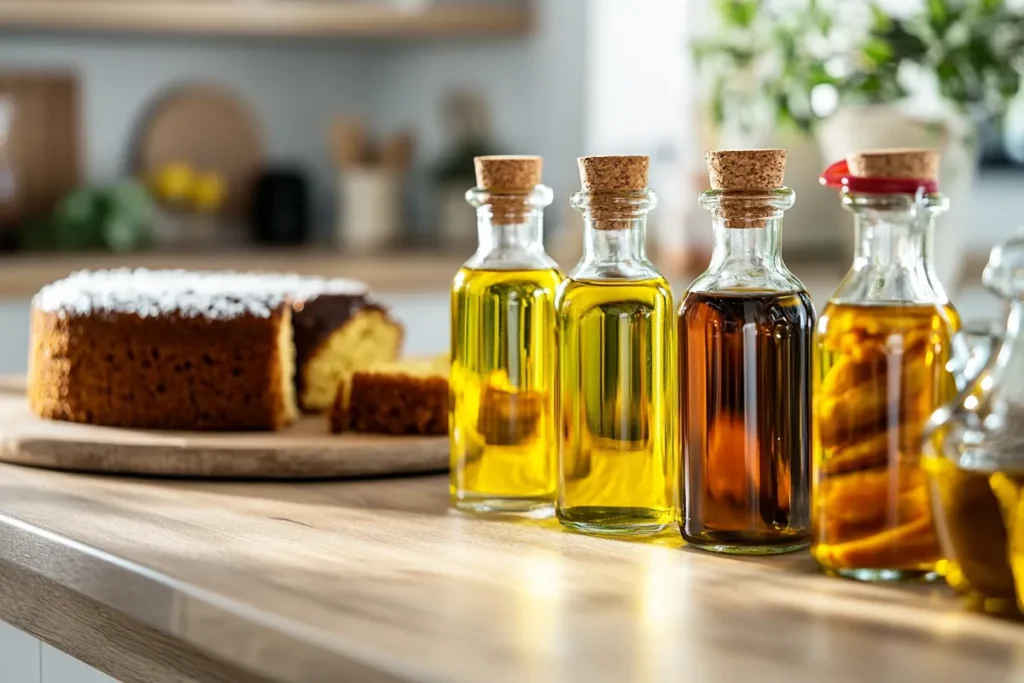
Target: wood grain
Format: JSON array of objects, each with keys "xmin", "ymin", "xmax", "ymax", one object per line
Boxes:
[
  {"xmin": 0, "ymin": 1, "xmax": 533, "ymax": 38},
  {"xmin": 0, "ymin": 464, "xmax": 1020, "ymax": 683},
  {"xmin": 0, "ymin": 380, "xmax": 447, "ymax": 479}
]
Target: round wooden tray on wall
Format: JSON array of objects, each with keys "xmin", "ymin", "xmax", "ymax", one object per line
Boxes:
[
  {"xmin": 0, "ymin": 378, "xmax": 447, "ymax": 480},
  {"xmin": 134, "ymin": 83, "xmax": 264, "ymax": 218}
]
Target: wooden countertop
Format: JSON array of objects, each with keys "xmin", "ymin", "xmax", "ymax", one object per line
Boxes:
[{"xmin": 0, "ymin": 465, "xmax": 1021, "ymax": 683}]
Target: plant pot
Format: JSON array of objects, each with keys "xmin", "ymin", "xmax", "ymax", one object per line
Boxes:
[{"xmin": 816, "ymin": 105, "xmax": 978, "ymax": 293}]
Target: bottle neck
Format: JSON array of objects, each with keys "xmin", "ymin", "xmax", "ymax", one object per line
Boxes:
[
  {"xmin": 582, "ymin": 216, "xmax": 647, "ymax": 264},
  {"xmin": 853, "ymin": 212, "xmax": 929, "ymax": 267},
  {"xmin": 831, "ymin": 191, "xmax": 947, "ymax": 305},
  {"xmin": 476, "ymin": 209, "xmax": 545, "ymax": 254},
  {"xmin": 708, "ymin": 215, "xmax": 783, "ymax": 273}
]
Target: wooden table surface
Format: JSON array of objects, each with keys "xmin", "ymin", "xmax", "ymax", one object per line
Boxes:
[{"xmin": 0, "ymin": 464, "xmax": 1021, "ymax": 683}]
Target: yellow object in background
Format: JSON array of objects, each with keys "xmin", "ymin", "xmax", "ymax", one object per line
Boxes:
[
  {"xmin": 151, "ymin": 162, "xmax": 194, "ymax": 204},
  {"xmin": 191, "ymin": 172, "xmax": 227, "ymax": 213}
]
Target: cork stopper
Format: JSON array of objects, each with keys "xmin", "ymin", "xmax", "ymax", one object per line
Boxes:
[
  {"xmin": 847, "ymin": 148, "xmax": 940, "ymax": 180},
  {"xmin": 474, "ymin": 155, "xmax": 542, "ymax": 191},
  {"xmin": 472, "ymin": 155, "xmax": 543, "ymax": 225},
  {"xmin": 706, "ymin": 149, "xmax": 786, "ymax": 190},
  {"xmin": 578, "ymin": 156, "xmax": 649, "ymax": 192},
  {"xmin": 704, "ymin": 149, "xmax": 788, "ymax": 228}
]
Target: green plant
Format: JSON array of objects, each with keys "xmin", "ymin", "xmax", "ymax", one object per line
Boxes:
[
  {"xmin": 693, "ymin": 0, "xmax": 1024, "ymax": 134},
  {"xmin": 22, "ymin": 181, "xmax": 154, "ymax": 252}
]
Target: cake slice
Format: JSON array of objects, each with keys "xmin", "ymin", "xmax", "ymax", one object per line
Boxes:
[
  {"xmin": 329, "ymin": 356, "xmax": 449, "ymax": 436},
  {"xmin": 288, "ymin": 281, "xmax": 403, "ymax": 413}
]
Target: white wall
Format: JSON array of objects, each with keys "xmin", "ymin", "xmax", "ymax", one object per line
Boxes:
[
  {"xmin": 0, "ymin": 34, "xmax": 375, "ymax": 231},
  {"xmin": 369, "ymin": 0, "xmax": 588, "ymax": 232}
]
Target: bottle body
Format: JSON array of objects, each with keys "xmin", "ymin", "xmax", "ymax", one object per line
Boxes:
[
  {"xmin": 556, "ymin": 275, "xmax": 676, "ymax": 533},
  {"xmin": 449, "ymin": 174, "xmax": 560, "ymax": 515},
  {"xmin": 450, "ymin": 266, "xmax": 560, "ymax": 512},
  {"xmin": 812, "ymin": 301, "xmax": 955, "ymax": 578},
  {"xmin": 923, "ymin": 236, "xmax": 1024, "ymax": 618},
  {"xmin": 809, "ymin": 189, "xmax": 958, "ymax": 581},
  {"xmin": 680, "ymin": 289, "xmax": 813, "ymax": 552},
  {"xmin": 925, "ymin": 455, "xmax": 1024, "ymax": 619}
]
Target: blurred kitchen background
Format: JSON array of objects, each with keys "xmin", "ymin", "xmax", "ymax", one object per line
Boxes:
[{"xmin": 0, "ymin": 0, "xmax": 1021, "ymax": 368}]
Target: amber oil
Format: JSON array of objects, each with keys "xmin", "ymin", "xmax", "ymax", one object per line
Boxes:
[{"xmin": 680, "ymin": 289, "xmax": 813, "ymax": 553}]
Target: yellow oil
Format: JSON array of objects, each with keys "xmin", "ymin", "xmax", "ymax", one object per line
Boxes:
[
  {"xmin": 555, "ymin": 276, "xmax": 677, "ymax": 534},
  {"xmin": 450, "ymin": 267, "xmax": 561, "ymax": 514}
]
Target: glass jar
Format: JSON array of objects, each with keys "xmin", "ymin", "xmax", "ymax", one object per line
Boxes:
[
  {"xmin": 679, "ymin": 149, "xmax": 814, "ymax": 554},
  {"xmin": 450, "ymin": 155, "xmax": 561, "ymax": 515},
  {"xmin": 555, "ymin": 155, "xmax": 676, "ymax": 535},
  {"xmin": 811, "ymin": 150, "xmax": 960, "ymax": 581},
  {"xmin": 926, "ymin": 232, "xmax": 1024, "ymax": 619}
]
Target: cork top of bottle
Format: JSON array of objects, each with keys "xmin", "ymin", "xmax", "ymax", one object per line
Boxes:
[
  {"xmin": 846, "ymin": 148, "xmax": 939, "ymax": 180},
  {"xmin": 578, "ymin": 155, "xmax": 649, "ymax": 192},
  {"xmin": 706, "ymin": 149, "xmax": 787, "ymax": 190},
  {"xmin": 474, "ymin": 155, "xmax": 542, "ymax": 191}
]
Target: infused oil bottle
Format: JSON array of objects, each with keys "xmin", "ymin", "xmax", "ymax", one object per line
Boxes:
[
  {"xmin": 925, "ymin": 233, "xmax": 1024, "ymax": 619},
  {"xmin": 812, "ymin": 148, "xmax": 960, "ymax": 581},
  {"xmin": 555, "ymin": 155, "xmax": 676, "ymax": 535},
  {"xmin": 679, "ymin": 149, "xmax": 814, "ymax": 554},
  {"xmin": 450, "ymin": 155, "xmax": 561, "ymax": 514}
]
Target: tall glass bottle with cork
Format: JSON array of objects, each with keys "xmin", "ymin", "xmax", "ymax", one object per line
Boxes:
[
  {"xmin": 450, "ymin": 155, "xmax": 561, "ymax": 515},
  {"xmin": 679, "ymin": 149, "xmax": 814, "ymax": 554},
  {"xmin": 555, "ymin": 155, "xmax": 676, "ymax": 535},
  {"xmin": 812, "ymin": 148, "xmax": 959, "ymax": 581}
]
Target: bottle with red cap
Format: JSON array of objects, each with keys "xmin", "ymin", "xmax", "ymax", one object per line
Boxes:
[{"xmin": 812, "ymin": 148, "xmax": 961, "ymax": 582}]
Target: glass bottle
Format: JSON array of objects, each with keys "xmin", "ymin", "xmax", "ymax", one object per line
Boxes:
[
  {"xmin": 450, "ymin": 155, "xmax": 561, "ymax": 515},
  {"xmin": 812, "ymin": 149, "xmax": 960, "ymax": 581},
  {"xmin": 925, "ymin": 232, "xmax": 1024, "ymax": 619},
  {"xmin": 555, "ymin": 155, "xmax": 676, "ymax": 535},
  {"xmin": 679, "ymin": 149, "xmax": 814, "ymax": 554}
]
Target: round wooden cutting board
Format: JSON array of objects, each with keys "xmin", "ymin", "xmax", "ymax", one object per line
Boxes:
[{"xmin": 0, "ymin": 378, "xmax": 447, "ymax": 479}]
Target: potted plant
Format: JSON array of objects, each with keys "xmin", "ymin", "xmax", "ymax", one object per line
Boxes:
[{"xmin": 692, "ymin": 0, "xmax": 1024, "ymax": 288}]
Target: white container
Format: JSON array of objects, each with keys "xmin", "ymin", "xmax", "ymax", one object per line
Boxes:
[{"xmin": 337, "ymin": 168, "xmax": 400, "ymax": 253}]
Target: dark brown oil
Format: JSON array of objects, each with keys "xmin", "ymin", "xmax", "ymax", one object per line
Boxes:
[{"xmin": 679, "ymin": 289, "xmax": 814, "ymax": 553}]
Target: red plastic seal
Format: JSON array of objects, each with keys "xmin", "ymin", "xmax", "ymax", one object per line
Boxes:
[{"xmin": 819, "ymin": 159, "xmax": 939, "ymax": 195}]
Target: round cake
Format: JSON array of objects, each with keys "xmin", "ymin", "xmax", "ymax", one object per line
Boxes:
[{"xmin": 29, "ymin": 269, "xmax": 403, "ymax": 431}]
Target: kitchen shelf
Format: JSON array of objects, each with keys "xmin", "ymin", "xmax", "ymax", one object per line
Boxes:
[
  {"xmin": 0, "ymin": 249, "xmax": 467, "ymax": 297},
  {"xmin": 0, "ymin": 1, "xmax": 533, "ymax": 39}
]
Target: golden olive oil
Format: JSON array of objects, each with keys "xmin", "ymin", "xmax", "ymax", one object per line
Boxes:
[
  {"xmin": 811, "ymin": 302, "xmax": 955, "ymax": 580},
  {"xmin": 450, "ymin": 267, "xmax": 561, "ymax": 513},
  {"xmin": 555, "ymin": 276, "xmax": 677, "ymax": 534}
]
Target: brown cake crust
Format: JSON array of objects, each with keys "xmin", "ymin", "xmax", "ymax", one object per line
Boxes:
[
  {"xmin": 28, "ymin": 306, "xmax": 294, "ymax": 431},
  {"xmin": 330, "ymin": 363, "xmax": 448, "ymax": 436}
]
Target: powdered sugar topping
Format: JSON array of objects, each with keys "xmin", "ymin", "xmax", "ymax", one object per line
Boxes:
[{"xmin": 34, "ymin": 269, "xmax": 370, "ymax": 319}]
